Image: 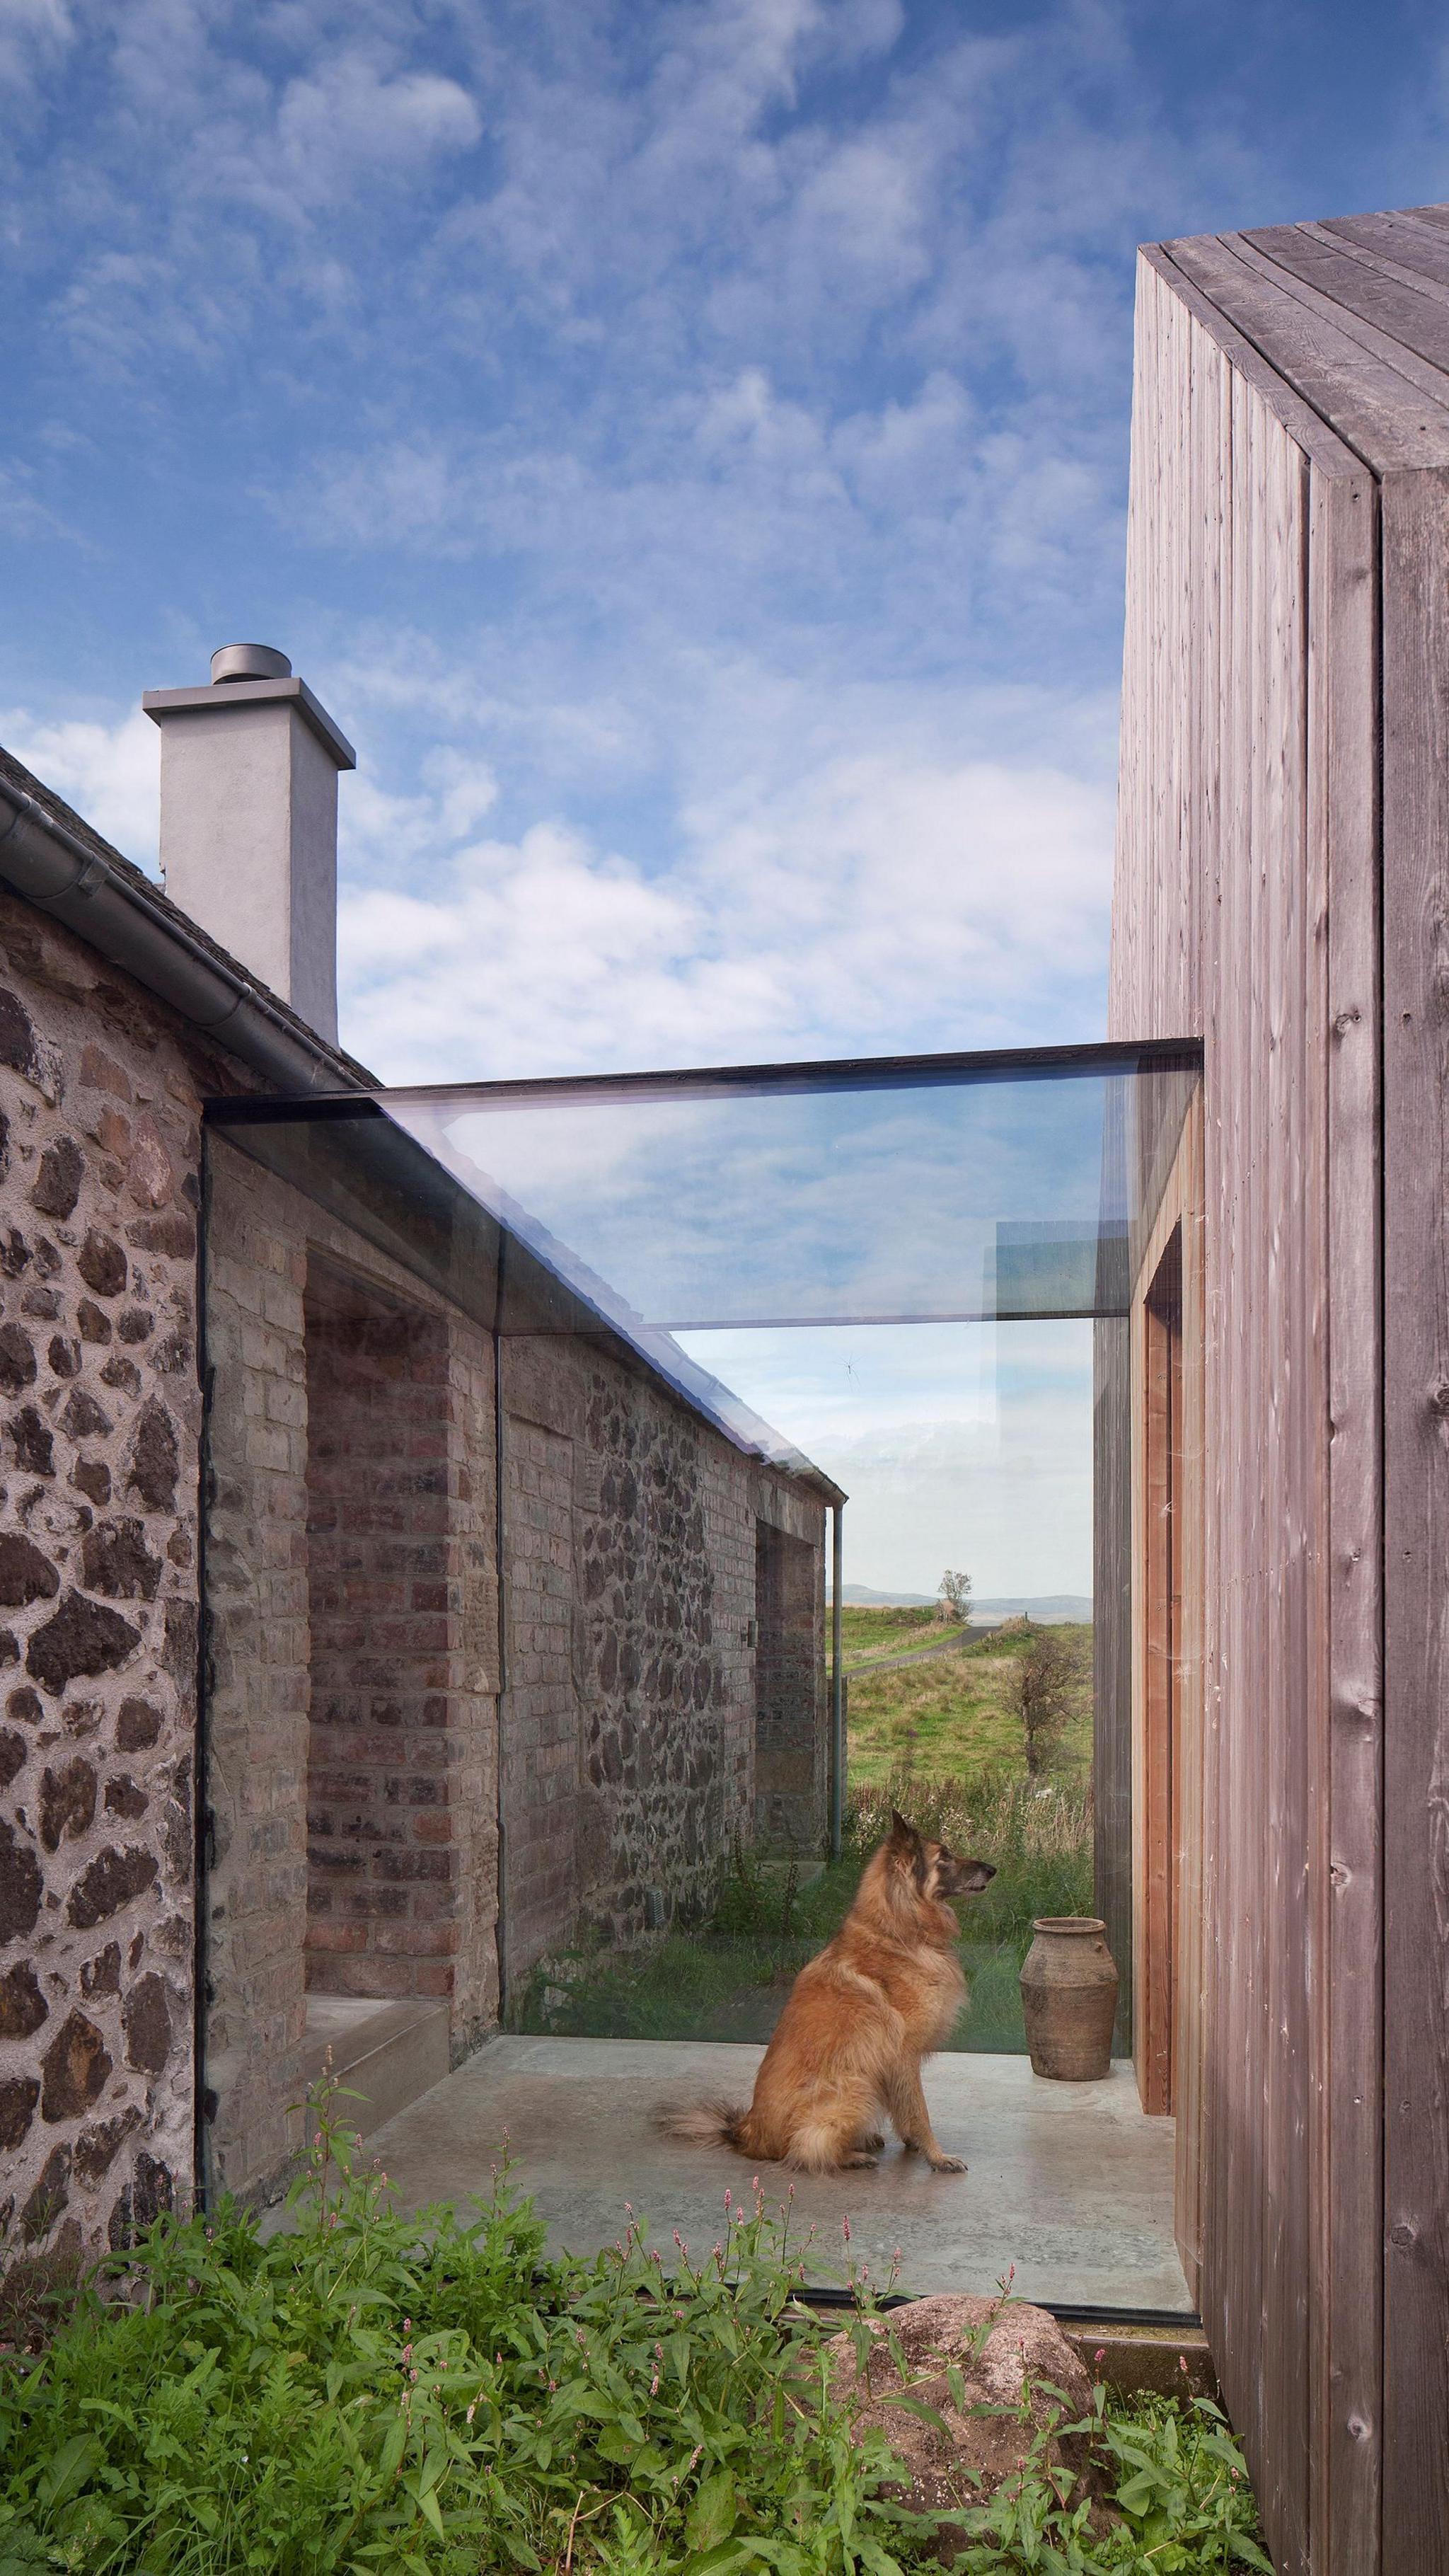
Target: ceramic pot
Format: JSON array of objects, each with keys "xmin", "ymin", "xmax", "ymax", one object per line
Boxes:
[{"xmin": 1019, "ymin": 1916, "xmax": 1119, "ymax": 2081}]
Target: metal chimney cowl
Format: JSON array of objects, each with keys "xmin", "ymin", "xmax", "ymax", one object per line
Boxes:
[{"xmin": 142, "ymin": 644, "xmax": 356, "ymax": 1047}]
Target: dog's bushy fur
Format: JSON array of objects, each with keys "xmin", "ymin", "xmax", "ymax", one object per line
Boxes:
[{"xmin": 656, "ymin": 1812, "xmax": 995, "ymax": 2175}]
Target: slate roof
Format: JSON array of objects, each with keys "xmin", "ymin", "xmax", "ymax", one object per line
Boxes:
[{"xmin": 0, "ymin": 738, "xmax": 376, "ymax": 1091}]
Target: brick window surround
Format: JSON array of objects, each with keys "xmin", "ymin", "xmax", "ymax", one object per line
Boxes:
[{"xmin": 303, "ymin": 1261, "xmax": 462, "ymax": 2003}]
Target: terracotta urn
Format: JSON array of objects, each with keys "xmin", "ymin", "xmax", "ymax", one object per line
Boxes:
[{"xmin": 1019, "ymin": 1916, "xmax": 1119, "ymax": 2081}]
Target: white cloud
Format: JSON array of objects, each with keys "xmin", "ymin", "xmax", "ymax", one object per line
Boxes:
[
  {"xmin": 682, "ymin": 1320, "xmax": 1094, "ymax": 1597},
  {"xmin": 269, "ymin": 56, "xmax": 481, "ymax": 208},
  {"xmin": 0, "ymin": 706, "xmax": 160, "ymax": 870},
  {"xmin": 337, "ymin": 718, "xmax": 1113, "ymax": 1080}
]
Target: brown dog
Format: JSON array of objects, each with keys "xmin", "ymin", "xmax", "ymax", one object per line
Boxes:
[{"xmin": 657, "ymin": 1812, "xmax": 995, "ymax": 2174}]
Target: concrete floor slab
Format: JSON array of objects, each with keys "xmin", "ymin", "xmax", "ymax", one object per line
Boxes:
[{"xmin": 363, "ymin": 2037, "xmax": 1193, "ymax": 2315}]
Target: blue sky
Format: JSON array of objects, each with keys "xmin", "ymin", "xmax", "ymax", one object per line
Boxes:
[{"xmin": 1, "ymin": 0, "xmax": 1445, "ymax": 1085}]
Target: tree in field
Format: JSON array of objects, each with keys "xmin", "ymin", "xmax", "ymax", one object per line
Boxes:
[
  {"xmin": 1012, "ymin": 1626, "xmax": 1081, "ymax": 1776},
  {"xmin": 938, "ymin": 1568, "xmax": 972, "ymax": 1624}
]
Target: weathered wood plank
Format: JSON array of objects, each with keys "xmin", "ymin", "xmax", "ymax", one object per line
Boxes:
[
  {"xmin": 1242, "ymin": 379, "xmax": 1281, "ymax": 2551},
  {"xmin": 1213, "ymin": 355, "xmax": 1262, "ymax": 2500},
  {"xmin": 1380, "ymin": 463, "xmax": 1449, "ymax": 2568},
  {"xmin": 1307, "ymin": 215, "xmax": 1449, "ymax": 307},
  {"xmin": 1311, "ymin": 451, "xmax": 1383, "ymax": 2574},
  {"xmin": 1244, "ymin": 224, "xmax": 1449, "ymax": 379},
  {"xmin": 1268, "ymin": 408, "xmax": 1315, "ymax": 2575},
  {"xmin": 1387, "ymin": 201, "xmax": 1449, "ymax": 236},
  {"xmin": 1334, "ymin": 207, "xmax": 1449, "ymax": 275},
  {"xmin": 1164, "ymin": 231, "xmax": 1449, "ymax": 473},
  {"xmin": 1174, "ymin": 1098, "xmax": 1206, "ymax": 2297},
  {"xmin": 1141, "ymin": 245, "xmax": 1368, "ymax": 481},
  {"xmin": 1197, "ymin": 314, "xmax": 1232, "ymax": 2338}
]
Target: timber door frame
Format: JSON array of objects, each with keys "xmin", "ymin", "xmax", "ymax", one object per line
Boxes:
[{"xmin": 1131, "ymin": 1095, "xmax": 1206, "ymax": 2295}]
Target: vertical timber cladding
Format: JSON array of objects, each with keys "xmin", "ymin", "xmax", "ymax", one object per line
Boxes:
[
  {"xmin": 1380, "ymin": 464, "xmax": 1449, "ymax": 2572},
  {"xmin": 1112, "ymin": 251, "xmax": 1380, "ymax": 2573}
]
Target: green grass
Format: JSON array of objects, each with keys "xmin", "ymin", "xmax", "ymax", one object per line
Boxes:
[
  {"xmin": 512, "ymin": 1769, "xmax": 1094, "ymax": 2055},
  {"xmin": 510, "ymin": 1622, "xmax": 1097, "ymax": 2055},
  {"xmin": 845, "ymin": 1621, "xmax": 1094, "ymax": 1786},
  {"xmin": 0, "ymin": 2113, "xmax": 1271, "ymax": 2575},
  {"xmin": 837, "ymin": 1604, "xmax": 950, "ymax": 1667}
]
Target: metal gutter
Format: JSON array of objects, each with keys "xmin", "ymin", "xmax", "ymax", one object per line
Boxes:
[{"xmin": 0, "ymin": 772, "xmax": 371, "ymax": 1096}]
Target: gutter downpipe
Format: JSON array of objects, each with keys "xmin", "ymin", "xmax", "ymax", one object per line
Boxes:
[
  {"xmin": 0, "ymin": 776, "xmax": 368, "ymax": 1098},
  {"xmin": 830, "ymin": 1503, "xmax": 844, "ymax": 1862}
]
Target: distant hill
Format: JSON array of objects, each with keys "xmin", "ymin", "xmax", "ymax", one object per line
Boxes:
[
  {"xmin": 838, "ymin": 1584, "xmax": 937, "ymax": 1606},
  {"xmin": 832, "ymin": 1584, "xmax": 1092, "ymax": 1623},
  {"xmin": 974, "ymin": 1597, "xmax": 1093, "ymax": 1624}
]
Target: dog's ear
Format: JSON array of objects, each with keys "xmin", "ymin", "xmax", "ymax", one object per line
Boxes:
[{"xmin": 889, "ymin": 1807, "xmax": 919, "ymax": 1846}]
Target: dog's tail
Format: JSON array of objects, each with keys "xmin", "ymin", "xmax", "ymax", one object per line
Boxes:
[{"xmin": 653, "ymin": 2096, "xmax": 751, "ymax": 2151}]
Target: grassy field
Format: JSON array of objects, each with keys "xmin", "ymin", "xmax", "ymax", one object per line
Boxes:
[
  {"xmin": 838, "ymin": 1602, "xmax": 952, "ymax": 1664},
  {"xmin": 509, "ymin": 1612, "xmax": 1097, "ymax": 2054},
  {"xmin": 511, "ymin": 1764, "xmax": 1094, "ymax": 2052},
  {"xmin": 845, "ymin": 1614, "xmax": 1094, "ymax": 1784}
]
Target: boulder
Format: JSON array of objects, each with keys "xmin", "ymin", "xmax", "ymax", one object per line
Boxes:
[{"xmin": 826, "ymin": 2293, "xmax": 1098, "ymax": 2544}]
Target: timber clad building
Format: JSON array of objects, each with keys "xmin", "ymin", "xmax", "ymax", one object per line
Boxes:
[
  {"xmin": 3, "ymin": 190, "xmax": 1449, "ymax": 2576},
  {"xmin": 1114, "ymin": 206, "xmax": 1449, "ymax": 2575}
]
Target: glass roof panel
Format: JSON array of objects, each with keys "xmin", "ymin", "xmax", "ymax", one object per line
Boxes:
[{"xmin": 205, "ymin": 1041, "xmax": 1199, "ymax": 1486}]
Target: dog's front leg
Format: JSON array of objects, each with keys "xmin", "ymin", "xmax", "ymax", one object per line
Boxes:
[{"xmin": 886, "ymin": 2064, "xmax": 966, "ymax": 2174}]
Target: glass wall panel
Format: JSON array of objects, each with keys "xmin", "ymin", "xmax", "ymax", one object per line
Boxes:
[{"xmin": 200, "ymin": 1042, "xmax": 1200, "ymax": 2311}]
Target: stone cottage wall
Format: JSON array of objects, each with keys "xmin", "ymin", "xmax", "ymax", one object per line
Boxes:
[
  {"xmin": 0, "ymin": 887, "xmax": 207, "ymax": 2256},
  {"xmin": 203, "ymin": 1139, "xmax": 498, "ymax": 2202},
  {"xmin": 753, "ymin": 1492, "xmax": 829, "ymax": 1851},
  {"xmin": 500, "ymin": 1333, "xmax": 827, "ymax": 1984},
  {"xmin": 0, "ymin": 852, "xmax": 831, "ymax": 2248}
]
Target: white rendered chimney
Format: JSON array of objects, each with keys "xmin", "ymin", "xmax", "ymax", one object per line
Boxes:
[{"xmin": 143, "ymin": 644, "xmax": 355, "ymax": 1046}]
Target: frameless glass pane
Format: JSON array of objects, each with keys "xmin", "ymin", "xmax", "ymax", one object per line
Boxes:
[
  {"xmin": 200, "ymin": 1042, "xmax": 1199, "ymax": 2312},
  {"xmin": 385, "ymin": 1063, "xmax": 1139, "ymax": 1330}
]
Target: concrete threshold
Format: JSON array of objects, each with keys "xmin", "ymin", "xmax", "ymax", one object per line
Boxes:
[{"xmin": 361, "ymin": 2035, "xmax": 1194, "ymax": 2316}]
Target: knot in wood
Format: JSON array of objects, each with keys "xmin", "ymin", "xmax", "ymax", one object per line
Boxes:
[{"xmin": 1428, "ymin": 1379, "xmax": 1449, "ymax": 1420}]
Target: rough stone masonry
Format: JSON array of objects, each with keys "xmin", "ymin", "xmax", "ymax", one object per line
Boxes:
[{"xmin": 0, "ymin": 886, "xmax": 207, "ymax": 2257}]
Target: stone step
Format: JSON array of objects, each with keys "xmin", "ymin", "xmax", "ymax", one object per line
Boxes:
[{"xmin": 300, "ymin": 1996, "xmax": 451, "ymax": 2142}]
